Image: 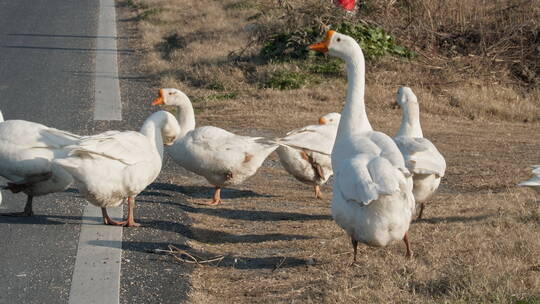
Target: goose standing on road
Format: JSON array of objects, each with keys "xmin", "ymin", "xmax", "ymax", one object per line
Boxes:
[
  {"xmin": 277, "ymin": 112, "xmax": 340, "ymax": 198},
  {"xmin": 393, "ymin": 87, "xmax": 446, "ymax": 219},
  {"xmin": 518, "ymin": 166, "xmax": 540, "ymax": 194},
  {"xmin": 0, "ymin": 110, "xmax": 79, "ymax": 216},
  {"xmin": 309, "ymin": 31, "xmax": 415, "ymax": 261},
  {"xmin": 53, "ymin": 111, "xmax": 180, "ymax": 226},
  {"xmin": 152, "ymin": 88, "xmax": 279, "ymax": 205}
]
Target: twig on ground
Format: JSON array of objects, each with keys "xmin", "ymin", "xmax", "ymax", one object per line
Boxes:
[
  {"xmin": 148, "ymin": 245, "xmax": 225, "ymax": 266},
  {"xmin": 272, "ymin": 256, "xmax": 287, "ymax": 271}
]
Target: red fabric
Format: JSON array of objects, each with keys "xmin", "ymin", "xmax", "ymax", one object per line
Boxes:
[{"xmin": 334, "ymin": 0, "xmax": 356, "ymax": 11}]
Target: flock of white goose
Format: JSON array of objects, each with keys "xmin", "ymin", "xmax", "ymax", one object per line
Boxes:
[{"xmin": 0, "ymin": 30, "xmax": 538, "ymax": 260}]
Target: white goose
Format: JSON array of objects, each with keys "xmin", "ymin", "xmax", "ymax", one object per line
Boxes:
[
  {"xmin": 152, "ymin": 88, "xmax": 279, "ymax": 205},
  {"xmin": 518, "ymin": 166, "xmax": 540, "ymax": 194},
  {"xmin": 393, "ymin": 87, "xmax": 446, "ymax": 219},
  {"xmin": 277, "ymin": 112, "xmax": 340, "ymax": 198},
  {"xmin": 0, "ymin": 110, "xmax": 79, "ymax": 216},
  {"xmin": 53, "ymin": 111, "xmax": 180, "ymax": 226},
  {"xmin": 309, "ymin": 31, "xmax": 415, "ymax": 261}
]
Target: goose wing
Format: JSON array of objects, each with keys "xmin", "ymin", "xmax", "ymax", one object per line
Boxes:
[
  {"xmin": 394, "ymin": 136, "xmax": 446, "ymax": 177},
  {"xmin": 335, "ymin": 155, "xmax": 403, "ymax": 205},
  {"xmin": 280, "ymin": 124, "xmax": 338, "ymax": 155},
  {"xmin": 63, "ymin": 131, "xmax": 151, "ymax": 165}
]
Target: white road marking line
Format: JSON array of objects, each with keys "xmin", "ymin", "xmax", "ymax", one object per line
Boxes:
[
  {"xmin": 93, "ymin": 0, "xmax": 122, "ymax": 121},
  {"xmin": 68, "ymin": 204, "xmax": 123, "ymax": 304}
]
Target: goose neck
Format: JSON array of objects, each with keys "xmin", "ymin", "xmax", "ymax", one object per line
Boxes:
[
  {"xmin": 173, "ymin": 99, "xmax": 196, "ymax": 138},
  {"xmin": 338, "ymin": 52, "xmax": 372, "ymax": 136},
  {"xmin": 397, "ymin": 103, "xmax": 423, "ymax": 138},
  {"xmin": 140, "ymin": 117, "xmax": 164, "ymax": 159}
]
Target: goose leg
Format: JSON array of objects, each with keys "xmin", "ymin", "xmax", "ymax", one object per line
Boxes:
[
  {"xmin": 1, "ymin": 195, "xmax": 34, "ymax": 217},
  {"xmin": 314, "ymin": 185, "xmax": 323, "ymax": 199},
  {"xmin": 125, "ymin": 197, "xmax": 140, "ymax": 227},
  {"xmin": 205, "ymin": 187, "xmax": 222, "ymax": 205},
  {"xmin": 403, "ymin": 232, "xmax": 413, "ymax": 258},
  {"xmin": 351, "ymin": 237, "xmax": 358, "ymax": 264},
  {"xmin": 417, "ymin": 202, "xmax": 425, "ymax": 220},
  {"xmin": 101, "ymin": 207, "xmax": 126, "ymax": 226}
]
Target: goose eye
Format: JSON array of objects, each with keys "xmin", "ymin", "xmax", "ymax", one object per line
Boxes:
[
  {"xmin": 169, "ymin": 92, "xmax": 174, "ymax": 95},
  {"xmin": 337, "ymin": 38, "xmax": 341, "ymax": 42}
]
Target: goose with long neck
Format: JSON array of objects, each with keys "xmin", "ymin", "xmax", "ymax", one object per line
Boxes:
[
  {"xmin": 309, "ymin": 30, "xmax": 415, "ymax": 262},
  {"xmin": 277, "ymin": 112, "xmax": 340, "ymax": 198},
  {"xmin": 152, "ymin": 89, "xmax": 279, "ymax": 205},
  {"xmin": 393, "ymin": 87, "xmax": 446, "ymax": 219},
  {"xmin": 53, "ymin": 111, "xmax": 180, "ymax": 226},
  {"xmin": 0, "ymin": 110, "xmax": 80, "ymax": 216},
  {"xmin": 396, "ymin": 87, "xmax": 423, "ymax": 138}
]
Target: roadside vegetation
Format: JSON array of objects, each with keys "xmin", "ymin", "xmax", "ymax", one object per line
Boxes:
[
  {"xmin": 123, "ymin": 0, "xmax": 539, "ymax": 123},
  {"xmin": 119, "ymin": 0, "xmax": 540, "ymax": 302}
]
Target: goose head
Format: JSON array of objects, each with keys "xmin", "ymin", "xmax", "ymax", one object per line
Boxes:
[
  {"xmin": 144, "ymin": 111, "xmax": 181, "ymax": 145},
  {"xmin": 152, "ymin": 88, "xmax": 191, "ymax": 107},
  {"xmin": 396, "ymin": 86, "xmax": 418, "ymax": 108},
  {"xmin": 161, "ymin": 111, "xmax": 181, "ymax": 145},
  {"xmin": 318, "ymin": 112, "xmax": 341, "ymax": 125},
  {"xmin": 308, "ymin": 30, "xmax": 361, "ymax": 61}
]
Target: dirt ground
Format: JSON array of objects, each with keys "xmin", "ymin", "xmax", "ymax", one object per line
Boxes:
[
  {"xmin": 167, "ymin": 114, "xmax": 539, "ymax": 304},
  {"xmin": 118, "ymin": 0, "xmax": 540, "ymax": 302}
]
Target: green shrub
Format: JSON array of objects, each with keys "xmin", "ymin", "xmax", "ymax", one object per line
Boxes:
[
  {"xmin": 308, "ymin": 59, "xmax": 343, "ymax": 76},
  {"xmin": 266, "ymin": 70, "xmax": 314, "ymax": 90},
  {"xmin": 259, "ymin": 23, "xmax": 415, "ymax": 62},
  {"xmin": 336, "ymin": 22, "xmax": 416, "ymax": 60},
  {"xmin": 260, "ymin": 30, "xmax": 319, "ymax": 61}
]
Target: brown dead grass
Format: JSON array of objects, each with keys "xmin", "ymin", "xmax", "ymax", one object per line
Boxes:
[
  {"xmin": 126, "ymin": 0, "xmax": 540, "ymax": 124},
  {"xmin": 163, "ymin": 115, "xmax": 540, "ymax": 304},
  {"xmin": 119, "ymin": 0, "xmax": 540, "ymax": 302}
]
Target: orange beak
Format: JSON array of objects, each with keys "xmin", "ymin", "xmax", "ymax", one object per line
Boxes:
[
  {"xmin": 151, "ymin": 89, "xmax": 165, "ymax": 106},
  {"xmin": 308, "ymin": 30, "xmax": 335, "ymax": 53},
  {"xmin": 319, "ymin": 117, "xmax": 328, "ymax": 125}
]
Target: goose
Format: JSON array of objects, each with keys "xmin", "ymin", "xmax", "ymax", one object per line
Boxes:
[
  {"xmin": 151, "ymin": 88, "xmax": 279, "ymax": 205},
  {"xmin": 309, "ymin": 30, "xmax": 415, "ymax": 261},
  {"xmin": 393, "ymin": 87, "xmax": 446, "ymax": 219},
  {"xmin": 0, "ymin": 110, "xmax": 79, "ymax": 216},
  {"xmin": 53, "ymin": 111, "xmax": 180, "ymax": 226},
  {"xmin": 277, "ymin": 112, "xmax": 340, "ymax": 198},
  {"xmin": 518, "ymin": 166, "xmax": 540, "ymax": 194}
]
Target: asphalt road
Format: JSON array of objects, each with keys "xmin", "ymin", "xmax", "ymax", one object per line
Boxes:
[{"xmin": 0, "ymin": 1, "xmax": 191, "ymax": 303}]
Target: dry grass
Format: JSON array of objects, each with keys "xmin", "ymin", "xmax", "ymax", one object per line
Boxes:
[
  {"xmin": 158, "ymin": 116, "xmax": 540, "ymax": 304},
  {"xmin": 124, "ymin": 0, "xmax": 539, "ymax": 124},
  {"xmin": 119, "ymin": 0, "xmax": 540, "ymax": 302}
]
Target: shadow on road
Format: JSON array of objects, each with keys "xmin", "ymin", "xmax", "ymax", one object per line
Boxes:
[
  {"xmin": 173, "ymin": 202, "xmax": 332, "ymax": 222},
  {"xmin": 0, "ymin": 214, "xmax": 81, "ymax": 225},
  {"xmin": 147, "ymin": 182, "xmax": 277, "ymax": 199}
]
